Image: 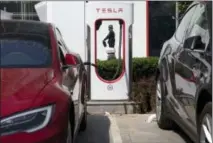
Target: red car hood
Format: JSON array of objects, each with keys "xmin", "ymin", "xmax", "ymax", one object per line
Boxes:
[{"xmin": 0, "ymin": 68, "xmax": 54, "ymax": 116}]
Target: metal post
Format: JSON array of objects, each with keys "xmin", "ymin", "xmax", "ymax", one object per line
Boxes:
[
  {"xmin": 175, "ymin": 1, "xmax": 179, "ymax": 28},
  {"xmin": 20, "ymin": 1, "xmax": 23, "ymax": 20},
  {"xmin": 23, "ymin": 2, "xmax": 26, "ymax": 20}
]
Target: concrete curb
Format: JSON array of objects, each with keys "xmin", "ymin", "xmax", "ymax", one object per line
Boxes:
[{"xmin": 105, "ymin": 112, "xmax": 123, "ymax": 143}]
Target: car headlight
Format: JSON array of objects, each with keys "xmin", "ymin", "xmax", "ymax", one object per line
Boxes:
[{"xmin": 0, "ymin": 105, "xmax": 54, "ymax": 136}]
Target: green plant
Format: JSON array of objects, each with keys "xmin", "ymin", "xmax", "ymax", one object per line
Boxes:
[
  {"xmin": 130, "ymin": 77, "xmax": 156, "ymax": 113},
  {"xmin": 96, "ymin": 59, "xmax": 123, "ymax": 80},
  {"xmin": 96, "ymin": 57, "xmax": 158, "ymax": 82},
  {"xmin": 96, "ymin": 57, "xmax": 159, "ymax": 113},
  {"xmin": 132, "ymin": 57, "xmax": 158, "ymax": 82},
  {"xmin": 178, "ymin": 1, "xmax": 193, "ymax": 16}
]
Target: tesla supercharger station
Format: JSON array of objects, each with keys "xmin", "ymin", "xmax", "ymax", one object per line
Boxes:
[{"xmin": 86, "ymin": 2, "xmax": 134, "ymax": 100}]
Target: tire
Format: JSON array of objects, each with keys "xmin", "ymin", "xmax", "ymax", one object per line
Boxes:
[
  {"xmin": 70, "ymin": 102, "xmax": 75, "ymax": 141},
  {"xmin": 79, "ymin": 84, "xmax": 87, "ymax": 132},
  {"xmin": 197, "ymin": 102, "xmax": 212, "ymax": 143},
  {"xmin": 79, "ymin": 110, "xmax": 87, "ymax": 131},
  {"xmin": 156, "ymin": 77, "xmax": 174, "ymax": 129},
  {"xmin": 67, "ymin": 115, "xmax": 73, "ymax": 143}
]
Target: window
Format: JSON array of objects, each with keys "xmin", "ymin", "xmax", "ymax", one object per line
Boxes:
[
  {"xmin": 0, "ymin": 1, "xmax": 40, "ymax": 21},
  {"xmin": 186, "ymin": 4, "xmax": 210, "ymax": 51},
  {"xmin": 56, "ymin": 28, "xmax": 70, "ymax": 53},
  {"xmin": 175, "ymin": 5, "xmax": 197, "ymax": 42},
  {"xmin": 58, "ymin": 41, "xmax": 66, "ymax": 54},
  {"xmin": 55, "ymin": 28, "xmax": 69, "ymax": 66},
  {"xmin": 175, "ymin": 61, "xmax": 194, "ymax": 81},
  {"xmin": 0, "ymin": 35, "xmax": 52, "ymax": 68},
  {"xmin": 57, "ymin": 42, "xmax": 66, "ymax": 65},
  {"xmin": 56, "ymin": 29, "xmax": 62, "ymax": 41}
]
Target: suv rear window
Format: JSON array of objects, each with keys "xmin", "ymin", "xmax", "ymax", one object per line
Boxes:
[{"xmin": 0, "ymin": 34, "xmax": 52, "ymax": 68}]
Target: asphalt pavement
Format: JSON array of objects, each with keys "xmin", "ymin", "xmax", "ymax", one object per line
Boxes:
[{"xmin": 76, "ymin": 114, "xmax": 193, "ymax": 143}]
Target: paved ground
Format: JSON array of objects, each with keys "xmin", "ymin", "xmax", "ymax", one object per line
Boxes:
[{"xmin": 76, "ymin": 114, "xmax": 193, "ymax": 143}]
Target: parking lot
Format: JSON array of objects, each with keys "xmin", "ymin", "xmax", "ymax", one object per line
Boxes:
[{"xmin": 76, "ymin": 114, "xmax": 193, "ymax": 143}]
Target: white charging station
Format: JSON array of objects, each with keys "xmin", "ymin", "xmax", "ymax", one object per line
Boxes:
[{"xmin": 86, "ymin": 2, "xmax": 134, "ymax": 100}]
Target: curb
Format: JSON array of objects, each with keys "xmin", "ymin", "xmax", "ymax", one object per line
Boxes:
[{"xmin": 105, "ymin": 112, "xmax": 123, "ymax": 143}]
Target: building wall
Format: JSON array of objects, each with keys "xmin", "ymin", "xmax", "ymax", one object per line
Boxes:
[
  {"xmin": 148, "ymin": 1, "xmax": 176, "ymax": 57},
  {"xmin": 132, "ymin": 1, "xmax": 147, "ymax": 57},
  {"xmin": 50, "ymin": 2, "xmax": 86, "ymax": 61},
  {"xmin": 1, "ymin": 1, "xmax": 148, "ymax": 61},
  {"xmin": 0, "ymin": 1, "xmax": 39, "ymax": 20}
]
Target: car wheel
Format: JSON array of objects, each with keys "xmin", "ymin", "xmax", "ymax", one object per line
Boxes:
[
  {"xmin": 156, "ymin": 77, "xmax": 173, "ymax": 129},
  {"xmin": 79, "ymin": 110, "xmax": 87, "ymax": 131},
  {"xmin": 67, "ymin": 116, "xmax": 73, "ymax": 143},
  {"xmin": 198, "ymin": 102, "xmax": 212, "ymax": 143},
  {"xmin": 79, "ymin": 84, "xmax": 87, "ymax": 132}
]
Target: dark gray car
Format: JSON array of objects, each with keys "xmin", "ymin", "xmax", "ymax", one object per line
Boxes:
[{"xmin": 155, "ymin": 1, "xmax": 212, "ymax": 143}]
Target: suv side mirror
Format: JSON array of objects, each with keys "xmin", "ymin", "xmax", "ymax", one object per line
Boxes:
[
  {"xmin": 62, "ymin": 53, "xmax": 80, "ymax": 70},
  {"xmin": 65, "ymin": 53, "xmax": 78, "ymax": 66},
  {"xmin": 184, "ymin": 35, "xmax": 205, "ymax": 51}
]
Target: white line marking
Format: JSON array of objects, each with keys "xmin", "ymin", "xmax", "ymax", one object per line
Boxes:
[
  {"xmin": 105, "ymin": 112, "xmax": 123, "ymax": 143},
  {"xmin": 147, "ymin": 114, "xmax": 156, "ymax": 123}
]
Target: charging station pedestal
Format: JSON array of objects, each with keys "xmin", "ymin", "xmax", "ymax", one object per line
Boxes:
[{"xmin": 86, "ymin": 2, "xmax": 134, "ymax": 100}]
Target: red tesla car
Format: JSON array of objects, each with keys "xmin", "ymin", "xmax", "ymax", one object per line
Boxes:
[{"xmin": 0, "ymin": 20, "xmax": 87, "ymax": 143}]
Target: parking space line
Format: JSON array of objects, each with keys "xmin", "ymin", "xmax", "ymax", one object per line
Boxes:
[{"xmin": 106, "ymin": 113, "xmax": 123, "ymax": 143}]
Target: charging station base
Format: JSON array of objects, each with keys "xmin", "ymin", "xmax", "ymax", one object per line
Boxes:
[{"xmin": 86, "ymin": 100, "xmax": 140, "ymax": 114}]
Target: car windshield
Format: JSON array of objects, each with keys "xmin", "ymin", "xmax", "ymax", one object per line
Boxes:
[{"xmin": 0, "ymin": 35, "xmax": 52, "ymax": 68}]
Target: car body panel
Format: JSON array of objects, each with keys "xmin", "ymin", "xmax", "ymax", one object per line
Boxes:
[{"xmin": 54, "ymin": 27, "xmax": 87, "ymax": 136}]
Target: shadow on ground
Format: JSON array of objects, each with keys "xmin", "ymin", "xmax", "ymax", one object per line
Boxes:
[
  {"xmin": 172, "ymin": 125, "xmax": 194, "ymax": 143},
  {"xmin": 76, "ymin": 114, "xmax": 111, "ymax": 143}
]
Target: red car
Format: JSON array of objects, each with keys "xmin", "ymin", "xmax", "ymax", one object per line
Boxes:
[{"xmin": 0, "ymin": 20, "xmax": 87, "ymax": 143}]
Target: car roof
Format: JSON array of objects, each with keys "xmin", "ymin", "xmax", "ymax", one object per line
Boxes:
[
  {"xmin": 187, "ymin": 1, "xmax": 212, "ymax": 34},
  {"xmin": 0, "ymin": 19, "xmax": 52, "ymax": 36},
  {"xmin": 185, "ymin": 1, "xmax": 211, "ymax": 13}
]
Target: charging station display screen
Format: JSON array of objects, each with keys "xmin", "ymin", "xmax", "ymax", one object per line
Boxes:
[{"xmin": 95, "ymin": 19, "xmax": 125, "ymax": 82}]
